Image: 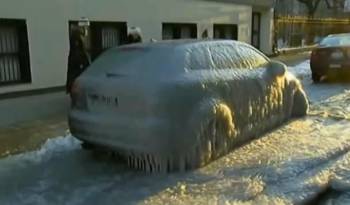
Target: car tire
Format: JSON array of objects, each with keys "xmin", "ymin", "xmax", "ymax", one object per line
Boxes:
[
  {"xmin": 194, "ymin": 103, "xmax": 236, "ymax": 168},
  {"xmin": 312, "ymin": 72, "xmax": 321, "ymax": 83},
  {"xmin": 81, "ymin": 141, "xmax": 95, "ymax": 150},
  {"xmin": 291, "ymin": 89, "xmax": 309, "ymax": 118}
]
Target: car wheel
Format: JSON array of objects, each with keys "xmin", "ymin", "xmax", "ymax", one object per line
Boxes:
[
  {"xmin": 291, "ymin": 89, "xmax": 309, "ymax": 118},
  {"xmin": 312, "ymin": 72, "xmax": 321, "ymax": 83},
  {"xmin": 81, "ymin": 141, "xmax": 95, "ymax": 150},
  {"xmin": 194, "ymin": 103, "xmax": 236, "ymax": 168}
]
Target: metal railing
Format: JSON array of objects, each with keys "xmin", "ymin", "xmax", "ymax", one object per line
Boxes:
[{"xmin": 275, "ymin": 16, "xmax": 350, "ymax": 50}]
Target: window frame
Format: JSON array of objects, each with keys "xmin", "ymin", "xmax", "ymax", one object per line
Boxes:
[
  {"xmin": 69, "ymin": 21, "xmax": 128, "ymax": 61},
  {"xmin": 251, "ymin": 12, "xmax": 261, "ymax": 49},
  {"xmin": 90, "ymin": 21, "xmax": 128, "ymax": 60},
  {"xmin": 162, "ymin": 23, "xmax": 197, "ymax": 40},
  {"xmin": 0, "ymin": 18, "xmax": 31, "ymax": 86},
  {"xmin": 213, "ymin": 24, "xmax": 238, "ymax": 40}
]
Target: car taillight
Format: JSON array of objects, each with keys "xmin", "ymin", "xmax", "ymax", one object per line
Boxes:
[
  {"xmin": 331, "ymin": 50, "xmax": 344, "ymax": 59},
  {"xmin": 71, "ymin": 80, "xmax": 88, "ymax": 110}
]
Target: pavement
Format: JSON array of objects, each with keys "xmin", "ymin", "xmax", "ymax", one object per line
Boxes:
[
  {"xmin": 271, "ymin": 51, "xmax": 311, "ymax": 66},
  {"xmin": 0, "ymin": 51, "xmax": 311, "ymax": 158},
  {"xmin": 0, "ymin": 92, "xmax": 69, "ymax": 157}
]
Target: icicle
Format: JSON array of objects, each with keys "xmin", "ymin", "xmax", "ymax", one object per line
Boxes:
[
  {"xmin": 166, "ymin": 158, "xmax": 171, "ymax": 173},
  {"xmin": 133, "ymin": 156, "xmax": 136, "ymax": 169},
  {"xmin": 186, "ymin": 153, "xmax": 192, "ymax": 170},
  {"xmin": 208, "ymin": 140, "xmax": 213, "ymax": 162},
  {"xmin": 155, "ymin": 156, "xmax": 161, "ymax": 172},
  {"xmin": 142, "ymin": 155, "xmax": 146, "ymax": 171},
  {"xmin": 159, "ymin": 158, "xmax": 164, "ymax": 173},
  {"xmin": 139, "ymin": 156, "xmax": 143, "ymax": 170},
  {"xmin": 139, "ymin": 156, "xmax": 142, "ymax": 170},
  {"xmin": 168, "ymin": 157, "xmax": 174, "ymax": 171},
  {"xmin": 150, "ymin": 154, "xmax": 155, "ymax": 173},
  {"xmin": 132, "ymin": 154, "xmax": 136, "ymax": 169},
  {"xmin": 146, "ymin": 155, "xmax": 150, "ymax": 172},
  {"xmin": 136, "ymin": 157, "xmax": 139, "ymax": 170},
  {"xmin": 139, "ymin": 155, "xmax": 144, "ymax": 171},
  {"xmin": 141, "ymin": 156, "xmax": 144, "ymax": 171},
  {"xmin": 195, "ymin": 146, "xmax": 201, "ymax": 167},
  {"xmin": 179, "ymin": 155, "xmax": 186, "ymax": 172},
  {"xmin": 128, "ymin": 156, "xmax": 132, "ymax": 167},
  {"xmin": 160, "ymin": 158, "xmax": 167, "ymax": 173}
]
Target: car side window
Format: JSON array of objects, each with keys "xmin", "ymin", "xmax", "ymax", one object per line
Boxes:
[
  {"xmin": 238, "ymin": 46, "xmax": 269, "ymax": 69},
  {"xmin": 209, "ymin": 44, "xmax": 245, "ymax": 69},
  {"xmin": 185, "ymin": 46, "xmax": 215, "ymax": 70},
  {"xmin": 185, "ymin": 43, "xmax": 268, "ymax": 70}
]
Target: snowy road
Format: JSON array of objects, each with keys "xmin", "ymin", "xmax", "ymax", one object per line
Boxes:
[{"xmin": 1, "ymin": 61, "xmax": 350, "ymax": 205}]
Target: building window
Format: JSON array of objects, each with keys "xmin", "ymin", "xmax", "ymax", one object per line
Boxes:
[
  {"xmin": 326, "ymin": 0, "xmax": 345, "ymax": 9},
  {"xmin": 0, "ymin": 19, "xmax": 31, "ymax": 86},
  {"xmin": 69, "ymin": 21, "xmax": 127, "ymax": 61},
  {"xmin": 162, "ymin": 23, "xmax": 197, "ymax": 40},
  {"xmin": 252, "ymin": 12, "xmax": 261, "ymax": 49},
  {"xmin": 213, "ymin": 24, "xmax": 238, "ymax": 40}
]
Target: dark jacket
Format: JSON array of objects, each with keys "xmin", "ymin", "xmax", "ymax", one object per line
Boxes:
[{"xmin": 66, "ymin": 33, "xmax": 90, "ymax": 93}]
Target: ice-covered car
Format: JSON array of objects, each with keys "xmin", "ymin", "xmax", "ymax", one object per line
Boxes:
[
  {"xmin": 311, "ymin": 33, "xmax": 350, "ymax": 82},
  {"xmin": 69, "ymin": 40, "xmax": 309, "ymax": 172}
]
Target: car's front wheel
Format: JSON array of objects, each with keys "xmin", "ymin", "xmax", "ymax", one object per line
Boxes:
[
  {"xmin": 194, "ymin": 103, "xmax": 236, "ymax": 168},
  {"xmin": 312, "ymin": 72, "xmax": 322, "ymax": 83},
  {"xmin": 81, "ymin": 141, "xmax": 95, "ymax": 150},
  {"xmin": 291, "ymin": 89, "xmax": 309, "ymax": 118}
]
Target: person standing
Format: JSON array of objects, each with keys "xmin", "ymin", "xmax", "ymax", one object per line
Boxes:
[
  {"xmin": 127, "ymin": 27, "xmax": 143, "ymax": 44},
  {"xmin": 66, "ymin": 27, "xmax": 90, "ymax": 94}
]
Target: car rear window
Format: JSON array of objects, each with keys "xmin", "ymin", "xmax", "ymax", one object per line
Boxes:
[
  {"xmin": 320, "ymin": 36, "xmax": 350, "ymax": 46},
  {"xmin": 84, "ymin": 46, "xmax": 171, "ymax": 75}
]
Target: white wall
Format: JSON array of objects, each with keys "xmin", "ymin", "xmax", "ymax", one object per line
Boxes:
[
  {"xmin": 259, "ymin": 8, "xmax": 274, "ymax": 55},
  {"xmin": 0, "ymin": 0, "xmax": 264, "ymax": 94}
]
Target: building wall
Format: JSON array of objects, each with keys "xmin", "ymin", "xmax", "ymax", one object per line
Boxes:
[
  {"xmin": 253, "ymin": 7, "xmax": 274, "ymax": 55},
  {"xmin": 275, "ymin": 0, "xmax": 350, "ymax": 18},
  {"xmin": 0, "ymin": 0, "xmax": 265, "ymax": 94}
]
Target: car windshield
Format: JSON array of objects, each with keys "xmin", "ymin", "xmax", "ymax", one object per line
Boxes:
[
  {"xmin": 319, "ymin": 35, "xmax": 350, "ymax": 46},
  {"xmin": 84, "ymin": 46, "xmax": 173, "ymax": 75}
]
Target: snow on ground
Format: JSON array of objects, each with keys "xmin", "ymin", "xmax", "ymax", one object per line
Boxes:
[
  {"xmin": 288, "ymin": 60, "xmax": 312, "ymax": 80},
  {"xmin": 1, "ymin": 61, "xmax": 350, "ymax": 205}
]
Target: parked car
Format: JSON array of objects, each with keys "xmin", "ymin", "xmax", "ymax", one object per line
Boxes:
[
  {"xmin": 311, "ymin": 33, "xmax": 350, "ymax": 82},
  {"xmin": 69, "ymin": 40, "xmax": 309, "ymax": 172}
]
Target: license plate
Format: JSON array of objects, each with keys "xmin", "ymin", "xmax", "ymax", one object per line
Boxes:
[
  {"xmin": 329, "ymin": 64, "xmax": 341, "ymax": 69},
  {"xmin": 331, "ymin": 52, "xmax": 343, "ymax": 59},
  {"xmin": 87, "ymin": 93, "xmax": 119, "ymax": 108}
]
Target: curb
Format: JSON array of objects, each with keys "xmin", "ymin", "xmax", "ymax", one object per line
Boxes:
[{"xmin": 277, "ymin": 45, "xmax": 316, "ymax": 55}]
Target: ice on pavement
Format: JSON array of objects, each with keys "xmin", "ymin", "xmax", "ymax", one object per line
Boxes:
[
  {"xmin": 1, "ymin": 61, "xmax": 350, "ymax": 204},
  {"xmin": 287, "ymin": 59, "xmax": 312, "ymax": 80},
  {"xmin": 288, "ymin": 60, "xmax": 350, "ymax": 120},
  {"xmin": 288, "ymin": 59, "xmax": 350, "ymax": 100}
]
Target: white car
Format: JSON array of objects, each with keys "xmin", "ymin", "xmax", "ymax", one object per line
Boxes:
[{"xmin": 69, "ymin": 40, "xmax": 309, "ymax": 172}]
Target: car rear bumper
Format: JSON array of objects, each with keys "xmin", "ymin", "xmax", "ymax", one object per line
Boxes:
[
  {"xmin": 311, "ymin": 63, "xmax": 350, "ymax": 80},
  {"xmin": 69, "ymin": 110, "xmax": 173, "ymax": 154}
]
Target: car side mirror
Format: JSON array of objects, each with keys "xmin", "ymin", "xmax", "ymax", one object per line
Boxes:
[{"xmin": 268, "ymin": 60, "xmax": 287, "ymax": 77}]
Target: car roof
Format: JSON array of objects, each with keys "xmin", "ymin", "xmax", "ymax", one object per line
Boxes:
[
  {"xmin": 326, "ymin": 33, "xmax": 350, "ymax": 38},
  {"xmin": 116, "ymin": 39, "xmax": 250, "ymax": 50}
]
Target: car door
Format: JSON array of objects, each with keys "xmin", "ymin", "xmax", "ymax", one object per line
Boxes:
[
  {"xmin": 210, "ymin": 43, "xmax": 280, "ymax": 134},
  {"xmin": 235, "ymin": 45, "xmax": 291, "ymax": 130}
]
